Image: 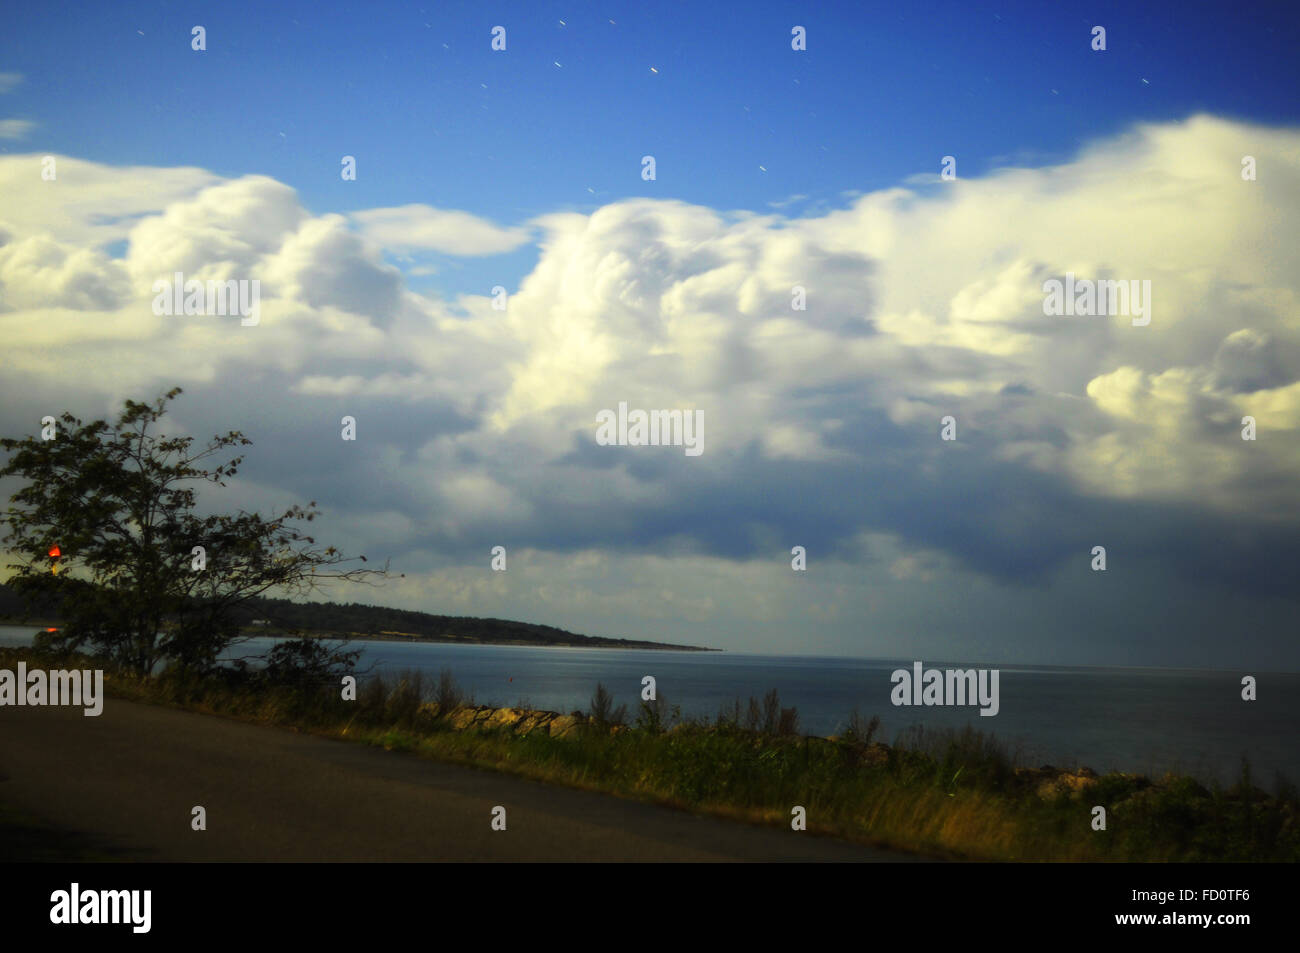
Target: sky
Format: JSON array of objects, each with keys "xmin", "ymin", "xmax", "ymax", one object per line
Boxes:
[{"xmin": 1, "ymin": 1, "xmax": 1298, "ymax": 668}]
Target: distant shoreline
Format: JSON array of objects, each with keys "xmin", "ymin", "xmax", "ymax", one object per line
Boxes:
[
  {"xmin": 281, "ymin": 629, "xmax": 720, "ymax": 652},
  {"xmin": 0, "ymin": 620, "xmax": 718, "ymax": 653}
]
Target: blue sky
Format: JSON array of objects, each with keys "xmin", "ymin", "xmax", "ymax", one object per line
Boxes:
[
  {"xmin": 6, "ymin": 0, "xmax": 1299, "ymax": 301},
  {"xmin": 2, "ymin": 2, "xmax": 1300, "ymax": 667}
]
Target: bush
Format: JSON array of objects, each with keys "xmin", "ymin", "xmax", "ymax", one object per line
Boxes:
[
  {"xmin": 589, "ymin": 683, "xmax": 627, "ymax": 728},
  {"xmin": 635, "ymin": 691, "xmax": 671, "ymax": 733},
  {"xmin": 435, "ymin": 667, "xmax": 463, "ymax": 710},
  {"xmin": 842, "ymin": 708, "xmax": 880, "ymax": 745},
  {"xmin": 384, "ymin": 669, "xmax": 426, "ymax": 725},
  {"xmin": 261, "ymin": 637, "xmax": 361, "ymax": 689}
]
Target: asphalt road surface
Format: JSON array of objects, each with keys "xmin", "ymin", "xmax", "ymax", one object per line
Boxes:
[{"xmin": 0, "ymin": 700, "xmax": 925, "ymax": 861}]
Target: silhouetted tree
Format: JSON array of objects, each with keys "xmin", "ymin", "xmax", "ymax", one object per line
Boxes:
[{"xmin": 1, "ymin": 388, "xmax": 389, "ymax": 676}]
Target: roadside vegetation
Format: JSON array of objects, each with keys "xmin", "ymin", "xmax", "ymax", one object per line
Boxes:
[{"xmin": 5, "ymin": 645, "xmax": 1294, "ymax": 863}]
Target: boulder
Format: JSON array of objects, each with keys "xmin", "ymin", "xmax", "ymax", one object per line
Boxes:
[
  {"xmin": 548, "ymin": 714, "xmax": 584, "ymax": 738},
  {"xmin": 487, "ymin": 707, "xmax": 524, "ymax": 729},
  {"xmin": 446, "ymin": 705, "xmax": 484, "ymax": 730},
  {"xmin": 517, "ymin": 712, "xmax": 555, "ymax": 734}
]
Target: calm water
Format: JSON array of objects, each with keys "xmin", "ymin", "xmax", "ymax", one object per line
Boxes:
[{"xmin": 3, "ymin": 625, "xmax": 1295, "ymax": 785}]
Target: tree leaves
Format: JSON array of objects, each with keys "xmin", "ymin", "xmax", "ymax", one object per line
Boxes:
[{"xmin": 0, "ymin": 389, "xmax": 391, "ymax": 676}]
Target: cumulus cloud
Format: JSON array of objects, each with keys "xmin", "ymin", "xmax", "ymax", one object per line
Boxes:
[
  {"xmin": 260, "ymin": 213, "xmax": 404, "ymax": 326},
  {"xmin": 0, "ymin": 229, "xmax": 130, "ymax": 311},
  {"xmin": 1, "ymin": 114, "xmax": 1299, "ymax": 665},
  {"xmin": 0, "ymin": 154, "xmax": 220, "ymax": 247},
  {"xmin": 126, "ymin": 175, "xmax": 306, "ymax": 284}
]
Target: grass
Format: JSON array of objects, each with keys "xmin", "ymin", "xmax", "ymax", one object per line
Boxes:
[{"xmin": 5, "ymin": 646, "xmax": 1296, "ymax": 862}]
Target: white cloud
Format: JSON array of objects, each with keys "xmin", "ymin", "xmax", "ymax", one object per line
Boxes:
[
  {"xmin": 1, "ymin": 115, "xmax": 1299, "ymax": 663},
  {"xmin": 352, "ymin": 204, "xmax": 532, "ymax": 255},
  {"xmin": 126, "ymin": 175, "xmax": 305, "ymax": 285},
  {"xmin": 0, "ymin": 154, "xmax": 220, "ymax": 247},
  {"xmin": 0, "ymin": 230, "xmax": 130, "ymax": 311}
]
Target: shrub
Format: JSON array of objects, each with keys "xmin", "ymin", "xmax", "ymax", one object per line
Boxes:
[
  {"xmin": 842, "ymin": 708, "xmax": 880, "ymax": 745},
  {"xmin": 635, "ymin": 691, "xmax": 670, "ymax": 733},
  {"xmin": 435, "ymin": 667, "xmax": 463, "ymax": 710},
  {"xmin": 589, "ymin": 683, "xmax": 627, "ymax": 728}
]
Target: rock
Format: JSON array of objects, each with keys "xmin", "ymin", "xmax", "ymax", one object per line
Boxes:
[
  {"xmin": 1061, "ymin": 771, "xmax": 1099, "ymax": 792},
  {"xmin": 446, "ymin": 705, "xmax": 487, "ymax": 730},
  {"xmin": 434, "ymin": 703, "xmax": 586, "ymax": 736},
  {"xmin": 1026, "ymin": 765, "xmax": 1116, "ymax": 799},
  {"xmin": 516, "ymin": 712, "xmax": 553, "ymax": 734},
  {"xmin": 548, "ymin": 714, "xmax": 584, "ymax": 738},
  {"xmin": 487, "ymin": 707, "xmax": 523, "ymax": 729}
]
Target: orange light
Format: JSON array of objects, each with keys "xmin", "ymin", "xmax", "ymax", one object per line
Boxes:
[{"xmin": 48, "ymin": 545, "xmax": 61, "ymax": 558}]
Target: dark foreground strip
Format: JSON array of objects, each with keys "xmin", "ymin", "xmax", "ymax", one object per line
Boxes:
[{"xmin": 1, "ymin": 863, "xmax": 1280, "ymax": 941}]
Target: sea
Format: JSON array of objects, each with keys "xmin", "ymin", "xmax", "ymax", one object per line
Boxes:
[{"xmin": 3, "ymin": 624, "xmax": 1295, "ymax": 786}]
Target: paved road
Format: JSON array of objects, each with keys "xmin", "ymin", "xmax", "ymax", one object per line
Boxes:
[{"xmin": 0, "ymin": 700, "xmax": 924, "ymax": 861}]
